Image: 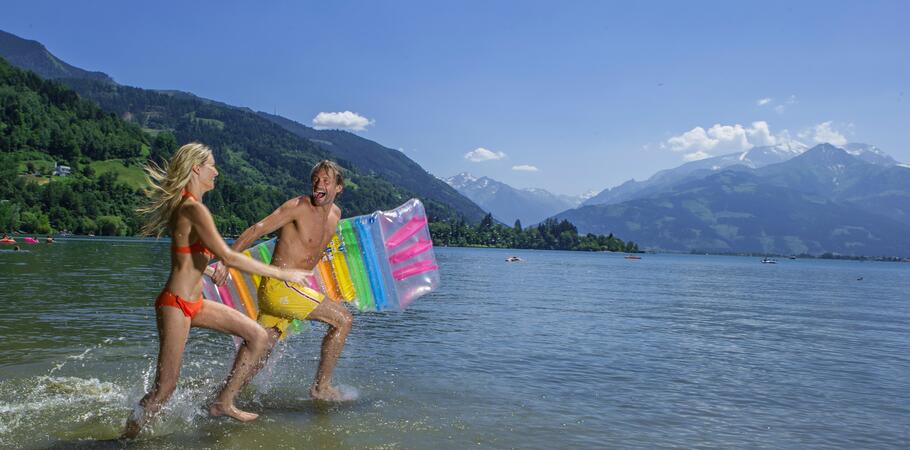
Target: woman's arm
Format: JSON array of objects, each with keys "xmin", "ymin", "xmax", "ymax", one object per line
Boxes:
[
  {"xmin": 185, "ymin": 203, "xmax": 311, "ymax": 282},
  {"xmin": 212, "ymin": 197, "xmax": 302, "ymax": 284}
]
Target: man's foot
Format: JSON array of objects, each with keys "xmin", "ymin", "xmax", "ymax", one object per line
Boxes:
[
  {"xmin": 208, "ymin": 402, "xmax": 259, "ymax": 422},
  {"xmin": 309, "ymin": 384, "xmax": 352, "ymax": 401}
]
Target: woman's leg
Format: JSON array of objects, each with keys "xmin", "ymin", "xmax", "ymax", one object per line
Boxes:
[
  {"xmin": 191, "ymin": 300, "xmax": 269, "ymax": 421},
  {"xmin": 122, "ymin": 306, "xmax": 191, "ymax": 438}
]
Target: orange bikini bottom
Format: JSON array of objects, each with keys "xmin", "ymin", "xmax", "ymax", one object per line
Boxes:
[{"xmin": 155, "ymin": 291, "xmax": 205, "ymax": 319}]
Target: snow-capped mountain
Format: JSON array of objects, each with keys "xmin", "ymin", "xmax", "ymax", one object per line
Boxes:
[
  {"xmin": 843, "ymin": 143, "xmax": 899, "ymax": 166},
  {"xmin": 581, "ymin": 141, "xmax": 905, "ymax": 207},
  {"xmin": 555, "ymin": 143, "xmax": 910, "ymax": 256},
  {"xmin": 443, "ymin": 173, "xmax": 584, "ymax": 225}
]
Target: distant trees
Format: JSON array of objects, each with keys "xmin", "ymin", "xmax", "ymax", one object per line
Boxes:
[
  {"xmin": 0, "ymin": 60, "xmax": 147, "ymax": 163},
  {"xmin": 150, "ymin": 131, "xmax": 178, "ymax": 164},
  {"xmin": 430, "ymin": 215, "xmax": 639, "ymax": 252}
]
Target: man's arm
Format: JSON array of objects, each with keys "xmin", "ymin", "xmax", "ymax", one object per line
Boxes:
[
  {"xmin": 187, "ymin": 202, "xmax": 312, "ymax": 283},
  {"xmin": 212, "ymin": 196, "xmax": 302, "ymax": 284}
]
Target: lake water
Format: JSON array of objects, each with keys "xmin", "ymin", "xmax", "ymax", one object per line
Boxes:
[{"xmin": 1, "ymin": 240, "xmax": 908, "ymax": 449}]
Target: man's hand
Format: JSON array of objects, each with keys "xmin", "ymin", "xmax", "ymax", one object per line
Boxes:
[{"xmin": 212, "ymin": 261, "xmax": 230, "ymax": 285}]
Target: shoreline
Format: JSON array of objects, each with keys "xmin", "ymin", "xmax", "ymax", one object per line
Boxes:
[{"xmin": 5, "ymin": 234, "xmax": 908, "ymax": 262}]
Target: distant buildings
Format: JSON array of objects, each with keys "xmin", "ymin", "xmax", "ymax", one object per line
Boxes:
[{"xmin": 52, "ymin": 162, "xmax": 71, "ymax": 177}]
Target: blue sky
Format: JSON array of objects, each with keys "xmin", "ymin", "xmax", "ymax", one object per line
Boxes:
[{"xmin": 3, "ymin": 1, "xmax": 908, "ymax": 195}]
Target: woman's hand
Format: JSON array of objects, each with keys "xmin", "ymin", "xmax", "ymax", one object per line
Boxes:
[{"xmin": 279, "ymin": 268, "xmax": 315, "ymax": 285}]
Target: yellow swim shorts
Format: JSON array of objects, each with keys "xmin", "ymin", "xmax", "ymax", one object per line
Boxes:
[{"xmin": 257, "ymin": 277, "xmax": 325, "ymax": 339}]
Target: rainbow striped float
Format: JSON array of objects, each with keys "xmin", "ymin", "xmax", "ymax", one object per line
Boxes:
[{"xmin": 202, "ymin": 198, "xmax": 440, "ymax": 323}]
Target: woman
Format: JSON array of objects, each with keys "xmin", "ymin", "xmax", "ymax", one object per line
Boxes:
[{"xmin": 123, "ymin": 143, "xmax": 310, "ymax": 438}]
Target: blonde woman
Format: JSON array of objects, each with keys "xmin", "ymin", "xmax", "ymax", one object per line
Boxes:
[{"xmin": 123, "ymin": 143, "xmax": 311, "ymax": 438}]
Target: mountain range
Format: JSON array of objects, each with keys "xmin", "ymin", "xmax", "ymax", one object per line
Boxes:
[
  {"xmin": 555, "ymin": 144, "xmax": 910, "ymax": 256},
  {"xmin": 582, "ymin": 141, "xmax": 901, "ymax": 208},
  {"xmin": 447, "ymin": 141, "xmax": 910, "ymax": 256},
  {"xmin": 442, "ymin": 173, "xmax": 587, "ymax": 225},
  {"xmin": 2, "ymin": 28, "xmax": 908, "ymax": 256}
]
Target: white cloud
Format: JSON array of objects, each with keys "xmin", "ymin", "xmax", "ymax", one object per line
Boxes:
[
  {"xmin": 810, "ymin": 121, "xmax": 847, "ymax": 146},
  {"xmin": 757, "ymin": 97, "xmax": 772, "ymax": 106},
  {"xmin": 667, "ymin": 123, "xmax": 751, "ymax": 155},
  {"xmin": 774, "ymin": 95, "xmax": 798, "ymax": 114},
  {"xmin": 312, "ymin": 111, "xmax": 375, "ymax": 131},
  {"xmin": 464, "ymin": 147, "xmax": 506, "ymax": 162},
  {"xmin": 666, "ymin": 121, "xmax": 802, "ymax": 160},
  {"xmin": 709, "ymin": 124, "xmax": 752, "ymax": 150},
  {"xmin": 512, "ymin": 164, "xmax": 539, "ymax": 172},
  {"xmin": 745, "ymin": 121, "xmax": 776, "ymax": 146},
  {"xmin": 667, "ymin": 126, "xmax": 714, "ymax": 152}
]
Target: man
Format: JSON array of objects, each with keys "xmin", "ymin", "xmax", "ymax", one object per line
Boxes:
[{"xmin": 213, "ymin": 160, "xmax": 352, "ymax": 401}]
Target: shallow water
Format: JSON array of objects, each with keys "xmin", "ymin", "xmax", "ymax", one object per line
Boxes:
[{"xmin": 1, "ymin": 240, "xmax": 908, "ymax": 448}]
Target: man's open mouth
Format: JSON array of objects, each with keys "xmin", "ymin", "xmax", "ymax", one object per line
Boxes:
[{"xmin": 315, "ymin": 191, "xmax": 327, "ymax": 200}]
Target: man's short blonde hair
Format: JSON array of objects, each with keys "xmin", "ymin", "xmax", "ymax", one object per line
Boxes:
[{"xmin": 311, "ymin": 160, "xmax": 344, "ymax": 185}]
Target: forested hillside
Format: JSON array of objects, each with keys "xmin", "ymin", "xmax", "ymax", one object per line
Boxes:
[
  {"xmin": 0, "ymin": 58, "xmax": 146, "ymax": 234},
  {"xmin": 0, "ymin": 57, "xmax": 462, "ymax": 235}
]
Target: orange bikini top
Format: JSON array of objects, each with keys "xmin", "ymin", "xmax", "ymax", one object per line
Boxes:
[{"xmin": 172, "ymin": 191, "xmax": 214, "ymax": 259}]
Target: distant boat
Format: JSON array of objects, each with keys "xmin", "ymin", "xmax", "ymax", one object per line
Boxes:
[
  {"xmin": 624, "ymin": 255, "xmax": 641, "ymax": 260},
  {"xmin": 761, "ymin": 258, "xmax": 777, "ymax": 264},
  {"xmin": 789, "ymin": 256, "xmax": 796, "ymax": 260},
  {"xmin": 506, "ymin": 256, "xmax": 523, "ymax": 262}
]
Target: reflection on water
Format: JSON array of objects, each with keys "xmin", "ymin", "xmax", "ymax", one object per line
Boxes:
[{"xmin": 1, "ymin": 240, "xmax": 909, "ymax": 448}]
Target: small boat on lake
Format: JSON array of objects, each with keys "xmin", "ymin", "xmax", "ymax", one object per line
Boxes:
[
  {"xmin": 506, "ymin": 256, "xmax": 523, "ymax": 262},
  {"xmin": 761, "ymin": 258, "xmax": 777, "ymax": 264},
  {"xmin": 624, "ymin": 255, "xmax": 641, "ymax": 260}
]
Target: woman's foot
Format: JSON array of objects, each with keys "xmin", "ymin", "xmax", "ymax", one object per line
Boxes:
[{"xmin": 121, "ymin": 419, "xmax": 142, "ymax": 439}]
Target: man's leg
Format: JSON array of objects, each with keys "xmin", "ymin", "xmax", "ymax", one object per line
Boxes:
[{"xmin": 305, "ymin": 300, "xmax": 353, "ymax": 400}]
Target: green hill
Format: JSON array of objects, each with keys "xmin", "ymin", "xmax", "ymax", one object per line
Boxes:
[
  {"xmin": 0, "ymin": 58, "xmax": 147, "ymax": 234},
  {"xmin": 0, "ymin": 57, "xmax": 458, "ymax": 235}
]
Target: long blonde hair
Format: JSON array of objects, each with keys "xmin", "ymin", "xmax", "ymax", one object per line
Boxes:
[{"xmin": 138, "ymin": 142, "xmax": 213, "ymax": 237}]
